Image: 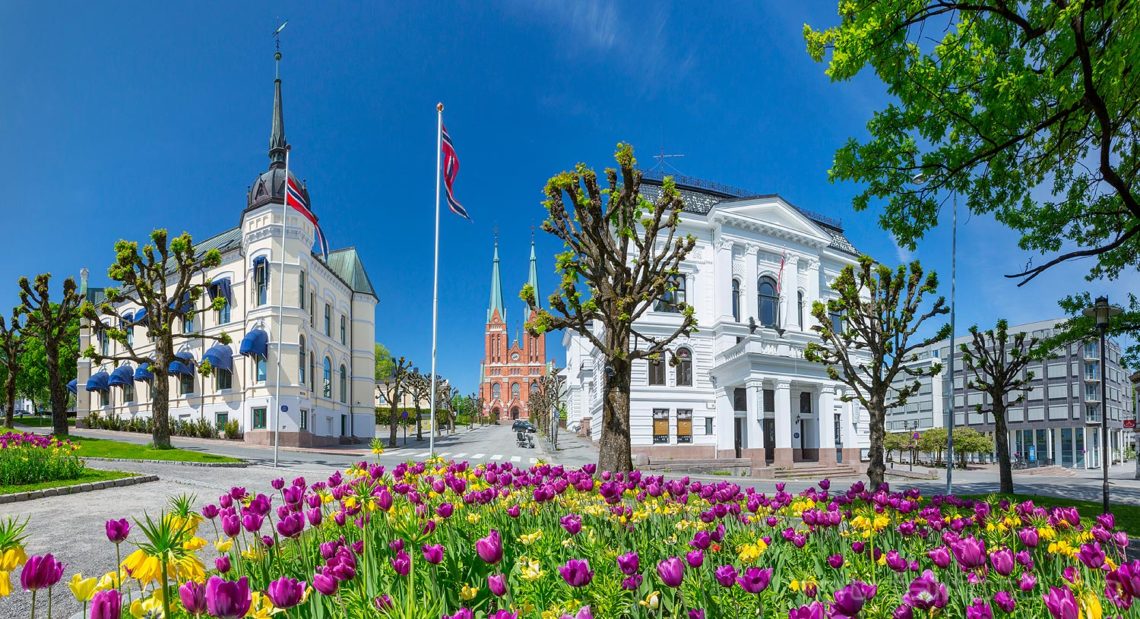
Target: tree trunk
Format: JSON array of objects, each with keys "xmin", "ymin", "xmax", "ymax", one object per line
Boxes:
[
  {"xmin": 388, "ymin": 401, "xmax": 399, "ymax": 448},
  {"xmin": 415, "ymin": 405, "xmax": 422, "ymax": 440},
  {"xmin": 993, "ymin": 400, "xmax": 1013, "ymax": 494},
  {"xmin": 597, "ymin": 357, "xmax": 633, "ymax": 472},
  {"xmin": 45, "ymin": 340, "xmax": 69, "ymax": 436},
  {"xmin": 4, "ymin": 372, "xmax": 16, "ymax": 429},
  {"xmin": 151, "ymin": 347, "xmax": 172, "ymax": 449},
  {"xmin": 866, "ymin": 395, "xmax": 886, "ymax": 490}
]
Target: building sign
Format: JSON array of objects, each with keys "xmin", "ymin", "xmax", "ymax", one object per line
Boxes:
[{"xmin": 1125, "ymin": 419, "xmax": 1136, "ymax": 429}]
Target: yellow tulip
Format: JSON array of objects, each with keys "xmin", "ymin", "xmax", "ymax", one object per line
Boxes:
[
  {"xmin": 460, "ymin": 584, "xmax": 479, "ymax": 600},
  {"xmin": 248, "ymin": 591, "xmax": 278, "ymax": 619},
  {"xmin": 214, "ymin": 538, "xmax": 234, "ymax": 553},
  {"xmin": 639, "ymin": 591, "xmax": 661, "ymax": 610},
  {"xmin": 0, "ymin": 571, "xmax": 11, "ymax": 598},
  {"xmin": 69, "ymin": 573, "xmax": 98, "ymax": 602},
  {"xmin": 1082, "ymin": 590, "xmax": 1103, "ymax": 619},
  {"xmin": 0, "ymin": 547, "xmax": 26, "ymax": 572}
]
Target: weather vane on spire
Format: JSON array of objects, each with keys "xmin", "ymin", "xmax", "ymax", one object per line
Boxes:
[{"xmin": 273, "ymin": 20, "xmax": 288, "ymax": 78}]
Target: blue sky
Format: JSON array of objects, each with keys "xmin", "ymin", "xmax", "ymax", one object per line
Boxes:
[{"xmin": 1, "ymin": 2, "xmax": 1130, "ymax": 394}]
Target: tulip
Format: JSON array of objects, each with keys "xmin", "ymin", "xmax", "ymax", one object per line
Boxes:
[
  {"xmin": 215, "ymin": 556, "xmax": 232, "ymax": 574},
  {"xmin": 488, "ymin": 573, "xmax": 508, "ymax": 596},
  {"xmin": 714, "ymin": 565, "xmax": 737, "ymax": 588},
  {"xmin": 989, "ymin": 548, "xmax": 1014, "ymax": 576},
  {"xmin": 1078, "ymin": 542, "xmax": 1106, "ymax": 570},
  {"xmin": 927, "ymin": 546, "xmax": 951, "ymax": 569},
  {"xmin": 105, "ymin": 518, "xmax": 130, "ymax": 544},
  {"xmin": 789, "ymin": 602, "xmax": 825, "ymax": 619},
  {"xmin": 476, "ymin": 530, "xmax": 503, "ymax": 564},
  {"xmin": 687, "ymin": 611, "xmax": 704, "ymax": 619},
  {"xmin": 179, "ymin": 580, "xmax": 208, "ymax": 615},
  {"xmin": 832, "ymin": 581, "xmax": 876, "ymax": 617},
  {"xmin": 490, "ymin": 611, "xmax": 519, "ymax": 619},
  {"xmin": 205, "ymin": 576, "xmax": 252, "ymax": 619},
  {"xmin": 20, "ymin": 553, "xmax": 64, "ymax": 591},
  {"xmin": 391, "ymin": 550, "xmax": 411, "ymax": 576},
  {"xmin": 1018, "ymin": 527, "xmax": 1039, "ymax": 547},
  {"xmin": 374, "ymin": 594, "xmax": 395, "ymax": 611},
  {"xmin": 89, "ymin": 589, "xmax": 122, "ymax": 619},
  {"xmin": 657, "ymin": 557, "xmax": 684, "ymax": 588},
  {"xmin": 827, "ymin": 554, "xmax": 844, "ymax": 569},
  {"xmin": 993, "ymin": 591, "xmax": 1016, "ymax": 613},
  {"xmin": 422, "ymin": 544, "xmax": 444, "ymax": 565},
  {"xmin": 951, "ymin": 537, "xmax": 986, "ymax": 570},
  {"xmin": 276, "ymin": 513, "xmax": 305, "ymax": 538},
  {"xmin": 444, "ymin": 608, "xmax": 474, "ymax": 619},
  {"xmin": 685, "ymin": 549, "xmax": 704, "ymax": 568},
  {"xmin": 561, "ymin": 514, "xmax": 583, "ymax": 536},
  {"xmin": 1018, "ymin": 572, "xmax": 1037, "ymax": 592},
  {"xmin": 68, "ymin": 573, "xmax": 97, "ymax": 603},
  {"xmin": 266, "ymin": 576, "xmax": 306, "ymax": 609},
  {"xmin": 617, "ymin": 551, "xmax": 640, "ymax": 576},
  {"xmin": 965, "ymin": 597, "xmax": 993, "ymax": 619},
  {"xmin": 313, "ymin": 571, "xmax": 339, "ymax": 596},
  {"xmin": 736, "ymin": 567, "xmax": 772, "ymax": 594},
  {"xmin": 1042, "ymin": 586, "xmax": 1079, "ymax": 619},
  {"xmin": 559, "ymin": 558, "xmax": 594, "ymax": 587}
]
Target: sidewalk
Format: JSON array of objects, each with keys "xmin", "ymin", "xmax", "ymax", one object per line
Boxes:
[{"xmin": 536, "ymin": 429, "xmax": 598, "ymax": 468}]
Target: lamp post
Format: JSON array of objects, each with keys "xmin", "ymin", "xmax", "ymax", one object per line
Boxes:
[{"xmin": 1083, "ymin": 295, "xmax": 1122, "ymax": 514}]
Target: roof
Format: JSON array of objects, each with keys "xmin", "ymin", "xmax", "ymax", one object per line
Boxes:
[
  {"xmin": 639, "ymin": 173, "xmax": 859, "ymax": 255},
  {"xmin": 326, "ymin": 247, "xmax": 378, "ymax": 298},
  {"xmin": 194, "ymin": 226, "xmax": 244, "ymax": 256}
]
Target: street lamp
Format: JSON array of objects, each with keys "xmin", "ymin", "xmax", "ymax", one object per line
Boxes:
[{"xmin": 1083, "ymin": 295, "xmax": 1122, "ymax": 514}]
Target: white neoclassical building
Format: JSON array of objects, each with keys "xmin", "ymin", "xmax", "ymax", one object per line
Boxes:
[
  {"xmin": 74, "ymin": 75, "xmax": 378, "ymax": 446},
  {"xmin": 562, "ymin": 174, "xmax": 871, "ymax": 472}
]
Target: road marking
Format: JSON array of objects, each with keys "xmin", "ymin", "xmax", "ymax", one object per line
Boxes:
[
  {"xmin": 509, "ymin": 456, "xmax": 521, "ymax": 463},
  {"xmin": 529, "ymin": 458, "xmax": 537, "ymax": 464},
  {"xmin": 452, "ymin": 453, "xmax": 467, "ymax": 458},
  {"xmin": 490, "ymin": 454, "xmax": 503, "ymax": 461},
  {"xmin": 415, "ymin": 452, "xmax": 431, "ymax": 458},
  {"xmin": 437, "ymin": 452, "xmax": 451, "ymax": 458},
  {"xmin": 471, "ymin": 453, "xmax": 485, "ymax": 459}
]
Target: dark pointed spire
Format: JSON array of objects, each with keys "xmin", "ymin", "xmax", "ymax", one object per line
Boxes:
[
  {"xmin": 488, "ymin": 240, "xmax": 505, "ymax": 322},
  {"xmin": 527, "ymin": 237, "xmax": 540, "ymax": 311},
  {"xmin": 268, "ymin": 76, "xmax": 286, "ymax": 169}
]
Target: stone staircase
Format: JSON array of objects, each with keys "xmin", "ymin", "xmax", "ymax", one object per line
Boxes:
[
  {"xmin": 764, "ymin": 463, "xmax": 860, "ymax": 480},
  {"xmin": 639, "ymin": 458, "xmax": 754, "ymax": 477}
]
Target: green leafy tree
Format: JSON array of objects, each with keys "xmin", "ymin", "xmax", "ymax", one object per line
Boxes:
[
  {"xmin": 920, "ymin": 427, "xmax": 949, "ymax": 466},
  {"xmin": 884, "ymin": 432, "xmax": 910, "ymax": 463},
  {"xmin": 1041, "ymin": 292, "xmax": 1139, "ymax": 368},
  {"xmin": 960, "ymin": 319, "xmax": 1038, "ymax": 493},
  {"xmin": 805, "ymin": 257, "xmax": 949, "ymax": 489},
  {"xmin": 378, "ymin": 355, "xmax": 412, "ymax": 447},
  {"xmin": 0, "ymin": 309, "xmax": 25, "ymax": 428},
  {"xmin": 374, "ymin": 343, "xmax": 395, "ymax": 382},
  {"xmin": 405, "ymin": 369, "xmax": 431, "ymax": 441},
  {"xmin": 17, "ymin": 316, "xmax": 79, "ymax": 414},
  {"xmin": 19, "ymin": 274, "xmax": 82, "ymax": 435},
  {"xmin": 522, "ymin": 144, "xmax": 697, "ymax": 472},
  {"xmin": 81, "ymin": 230, "xmax": 230, "ymax": 449},
  {"xmin": 954, "ymin": 427, "xmax": 994, "ymax": 467},
  {"xmin": 806, "ymin": 1, "xmax": 1140, "ymax": 288}
]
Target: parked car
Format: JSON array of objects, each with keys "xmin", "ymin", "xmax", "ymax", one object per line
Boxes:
[{"xmin": 512, "ymin": 420, "xmax": 536, "ymax": 433}]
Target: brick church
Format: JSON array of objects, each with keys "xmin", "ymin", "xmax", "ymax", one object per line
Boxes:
[{"xmin": 478, "ymin": 239, "xmax": 547, "ymax": 421}]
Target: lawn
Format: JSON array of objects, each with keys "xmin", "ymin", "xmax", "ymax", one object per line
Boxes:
[
  {"xmin": 63, "ymin": 435, "xmax": 243, "ymax": 464},
  {"xmin": 964, "ymin": 492, "xmax": 1140, "ymax": 537},
  {"xmin": 0, "ymin": 468, "xmax": 136, "ymax": 496},
  {"xmin": 11, "ymin": 415, "xmax": 76, "ymax": 428}
]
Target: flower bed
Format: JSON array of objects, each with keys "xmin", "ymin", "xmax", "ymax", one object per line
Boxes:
[
  {"xmin": 2, "ymin": 457, "xmax": 1138, "ymax": 618},
  {"xmin": 0, "ymin": 432, "xmax": 84, "ymax": 487}
]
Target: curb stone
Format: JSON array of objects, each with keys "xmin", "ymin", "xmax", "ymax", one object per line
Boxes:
[
  {"xmin": 0, "ymin": 474, "xmax": 159, "ymax": 504},
  {"xmin": 82, "ymin": 457, "xmax": 248, "ymax": 468}
]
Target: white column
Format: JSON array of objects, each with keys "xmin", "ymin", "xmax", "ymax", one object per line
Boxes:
[
  {"xmin": 780, "ymin": 256, "xmax": 799, "ymax": 331},
  {"xmin": 774, "ymin": 380, "xmax": 792, "ymax": 466},
  {"xmin": 838, "ymin": 387, "xmax": 858, "ymax": 458},
  {"xmin": 805, "ymin": 258, "xmax": 821, "ymax": 331},
  {"xmin": 715, "ymin": 239, "xmax": 734, "ymax": 324},
  {"xmin": 747, "ymin": 379, "xmax": 765, "ymax": 450},
  {"xmin": 818, "ymin": 384, "xmax": 836, "ymax": 464},
  {"xmin": 744, "ymin": 246, "xmax": 759, "ymax": 324}
]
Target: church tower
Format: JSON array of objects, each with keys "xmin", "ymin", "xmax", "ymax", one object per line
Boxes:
[{"xmin": 479, "ymin": 238, "xmax": 546, "ymax": 422}]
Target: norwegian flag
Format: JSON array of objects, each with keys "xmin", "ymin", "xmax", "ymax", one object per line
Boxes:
[
  {"xmin": 440, "ymin": 124, "xmax": 470, "ymax": 220},
  {"xmin": 286, "ymin": 175, "xmax": 329, "ymax": 259}
]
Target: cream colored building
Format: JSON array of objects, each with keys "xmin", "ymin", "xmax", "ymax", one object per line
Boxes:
[{"xmin": 74, "ymin": 76, "xmax": 378, "ymax": 446}]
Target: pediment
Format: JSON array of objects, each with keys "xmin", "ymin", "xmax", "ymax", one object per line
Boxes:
[{"xmin": 712, "ymin": 198, "xmax": 832, "ymax": 246}]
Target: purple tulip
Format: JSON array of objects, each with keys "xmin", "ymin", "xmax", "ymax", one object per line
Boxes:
[
  {"xmin": 1018, "ymin": 572, "xmax": 1037, "ymax": 592},
  {"xmin": 965, "ymin": 598, "xmax": 993, "ymax": 619},
  {"xmin": 266, "ymin": 577, "xmax": 306, "ymax": 609},
  {"xmin": 690, "ymin": 531, "xmax": 712, "ymax": 550},
  {"xmin": 989, "ymin": 548, "xmax": 1014, "ymax": 576},
  {"xmin": 927, "ymin": 546, "xmax": 951, "ymax": 568},
  {"xmin": 1042, "ymin": 586, "xmax": 1079, "ymax": 619},
  {"xmin": 561, "ymin": 513, "xmax": 583, "ymax": 536},
  {"xmin": 558, "ymin": 607, "xmax": 592, "ymax": 619},
  {"xmin": 488, "ymin": 573, "xmax": 508, "ymax": 597},
  {"xmin": 617, "ymin": 552, "xmax": 640, "ymax": 575},
  {"xmin": 736, "ymin": 566, "xmax": 773, "ymax": 594},
  {"xmin": 1077, "ymin": 542, "xmax": 1105, "ymax": 569},
  {"xmin": 685, "ymin": 549, "xmax": 704, "ymax": 568},
  {"xmin": 205, "ymin": 576, "xmax": 252, "ymax": 619},
  {"xmin": 1018, "ymin": 527, "xmax": 1039, "ymax": 547},
  {"xmin": 374, "ymin": 594, "xmax": 395, "ymax": 612},
  {"xmin": 476, "ymin": 530, "xmax": 503, "ymax": 564},
  {"xmin": 657, "ymin": 557, "xmax": 685, "ymax": 588},
  {"xmin": 19, "ymin": 553, "xmax": 65, "ymax": 591},
  {"xmin": 444, "ymin": 609, "xmax": 474, "ymax": 619},
  {"xmin": 221, "ymin": 514, "xmax": 241, "ymax": 538},
  {"xmin": 951, "ymin": 537, "xmax": 986, "ymax": 571},
  {"xmin": 687, "ymin": 611, "xmax": 704, "ymax": 619},
  {"xmin": 422, "ymin": 544, "xmax": 444, "ymax": 565},
  {"xmin": 832, "ymin": 581, "xmax": 876, "ymax": 618},
  {"xmin": 105, "ymin": 518, "xmax": 130, "ymax": 544},
  {"xmin": 276, "ymin": 513, "xmax": 305, "ymax": 538},
  {"xmin": 893, "ymin": 605, "xmax": 914, "ymax": 619},
  {"xmin": 788, "ymin": 601, "xmax": 825, "ymax": 619},
  {"xmin": 714, "ymin": 564, "xmax": 737, "ymax": 588},
  {"xmin": 993, "ymin": 591, "xmax": 1016, "ymax": 613},
  {"xmin": 89, "ymin": 590, "xmax": 122, "ymax": 619},
  {"xmin": 827, "ymin": 554, "xmax": 844, "ymax": 569},
  {"xmin": 201, "ymin": 504, "xmax": 220, "ymax": 520},
  {"xmin": 391, "ymin": 550, "xmax": 411, "ymax": 576},
  {"xmin": 179, "ymin": 580, "xmax": 208, "ymax": 615},
  {"xmin": 559, "ymin": 558, "xmax": 594, "ymax": 587},
  {"xmin": 215, "ymin": 556, "xmax": 231, "ymax": 574},
  {"xmin": 903, "ymin": 570, "xmax": 948, "ymax": 611},
  {"xmin": 313, "ymin": 571, "xmax": 339, "ymax": 596},
  {"xmin": 242, "ymin": 512, "xmax": 264, "ymax": 533},
  {"xmin": 490, "ymin": 611, "xmax": 519, "ymax": 619}
]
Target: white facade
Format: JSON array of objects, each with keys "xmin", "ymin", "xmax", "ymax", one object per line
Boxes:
[{"xmin": 563, "ymin": 177, "xmax": 871, "ymax": 470}]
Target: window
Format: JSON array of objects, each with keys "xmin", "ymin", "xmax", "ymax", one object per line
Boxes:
[
  {"xmin": 124, "ymin": 382, "xmax": 135, "ymax": 404},
  {"xmin": 797, "ymin": 291, "xmax": 805, "ymax": 329},
  {"xmin": 829, "ymin": 310, "xmax": 843, "ymax": 334},
  {"xmin": 310, "ymin": 292, "xmax": 316, "ymax": 326},
  {"xmin": 492, "ymin": 383, "xmax": 501, "ymax": 400},
  {"xmin": 733, "ymin": 388, "xmax": 747, "ymax": 412},
  {"xmin": 530, "ymin": 381, "xmax": 539, "ymax": 396},
  {"xmin": 677, "ymin": 409, "xmax": 693, "ymax": 443},
  {"xmin": 675, "ymin": 348, "xmax": 692, "ymax": 387},
  {"xmin": 757, "ymin": 276, "xmax": 778, "ymax": 327},
  {"xmin": 183, "ymin": 314, "xmax": 195, "ymax": 334},
  {"xmin": 180, "ymin": 373, "xmax": 194, "ymax": 395},
  {"xmin": 763, "ymin": 389, "xmax": 775, "ymax": 413},
  {"xmin": 216, "ymin": 368, "xmax": 232, "ymax": 391},
  {"xmin": 655, "ymin": 274, "xmax": 686, "ymax": 313},
  {"xmin": 99, "ymin": 329, "xmax": 109, "ymax": 356},
  {"xmin": 800, "ymin": 391, "xmax": 813, "ymax": 414},
  {"xmin": 215, "ymin": 412, "xmax": 228, "ymax": 430},
  {"xmin": 125, "ymin": 322, "xmax": 133, "ymax": 347},
  {"xmin": 256, "ymin": 356, "xmax": 267, "ymax": 383},
  {"xmin": 511, "ymin": 382, "xmax": 521, "ymax": 400},
  {"xmin": 340, "ymin": 316, "xmax": 347, "ymax": 345},
  {"xmin": 255, "ymin": 259, "xmax": 268, "ymax": 306},
  {"xmin": 299, "ymin": 272, "xmax": 306, "ymax": 310},
  {"xmin": 309, "ymin": 354, "xmax": 315, "ymax": 389},
  {"xmin": 324, "ymin": 304, "xmax": 331, "ymax": 336},
  {"xmin": 731, "ymin": 279, "xmax": 741, "ymax": 322},
  {"xmin": 300, "ymin": 409, "xmax": 308, "ymax": 431},
  {"xmin": 339, "ymin": 364, "xmax": 347, "ymax": 403},
  {"xmin": 216, "ymin": 299, "xmax": 231, "ymax": 325},
  {"xmin": 299, "ymin": 336, "xmax": 307, "ymax": 385},
  {"xmin": 653, "ymin": 409, "xmax": 670, "ymax": 444},
  {"xmin": 252, "ymin": 407, "xmax": 267, "ymax": 430},
  {"xmin": 323, "ymin": 357, "xmax": 332, "ymax": 398},
  {"xmin": 704, "ymin": 417, "xmax": 714, "ymax": 435},
  {"xmin": 648, "ymin": 357, "xmax": 665, "ymax": 386},
  {"xmin": 100, "ymin": 390, "xmax": 109, "ymax": 407}
]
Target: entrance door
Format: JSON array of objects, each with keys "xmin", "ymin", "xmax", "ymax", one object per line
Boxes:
[
  {"xmin": 511, "ymin": 407, "xmax": 520, "ymax": 420},
  {"xmin": 763, "ymin": 419, "xmax": 775, "ymax": 464},
  {"xmin": 733, "ymin": 418, "xmax": 743, "ymax": 459},
  {"xmin": 834, "ymin": 414, "xmax": 843, "ymax": 463}
]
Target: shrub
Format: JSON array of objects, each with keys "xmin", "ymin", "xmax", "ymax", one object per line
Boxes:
[
  {"xmin": 223, "ymin": 419, "xmax": 241, "ymax": 440},
  {"xmin": 0, "ymin": 432, "xmax": 86, "ymax": 486}
]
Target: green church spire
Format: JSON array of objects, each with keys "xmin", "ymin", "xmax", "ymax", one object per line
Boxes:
[
  {"xmin": 527, "ymin": 237, "xmax": 540, "ymax": 311},
  {"xmin": 488, "ymin": 241, "xmax": 505, "ymax": 322}
]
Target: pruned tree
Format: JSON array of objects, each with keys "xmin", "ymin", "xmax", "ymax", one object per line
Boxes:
[
  {"xmin": 405, "ymin": 369, "xmax": 431, "ymax": 441},
  {"xmin": 81, "ymin": 230, "xmax": 230, "ymax": 449},
  {"xmin": 0, "ymin": 309, "xmax": 25, "ymax": 429},
  {"xmin": 804, "ymin": 256, "xmax": 949, "ymax": 490},
  {"xmin": 960, "ymin": 319, "xmax": 1038, "ymax": 494},
  {"xmin": 19, "ymin": 274, "xmax": 82, "ymax": 436},
  {"xmin": 431, "ymin": 376, "xmax": 453, "ymax": 435},
  {"xmin": 379, "ymin": 355, "xmax": 412, "ymax": 447},
  {"xmin": 522, "ymin": 143, "xmax": 697, "ymax": 472},
  {"xmin": 531, "ymin": 369, "xmax": 566, "ymax": 446}
]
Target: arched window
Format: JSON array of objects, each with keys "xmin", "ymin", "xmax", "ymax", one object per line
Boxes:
[
  {"xmin": 648, "ymin": 356, "xmax": 665, "ymax": 386},
  {"xmin": 340, "ymin": 315, "xmax": 347, "ymax": 345},
  {"xmin": 309, "ymin": 354, "xmax": 315, "ymax": 389},
  {"xmin": 323, "ymin": 357, "xmax": 332, "ymax": 398},
  {"xmin": 757, "ymin": 276, "xmax": 778, "ymax": 327},
  {"xmin": 731, "ymin": 279, "xmax": 741, "ymax": 322},
  {"xmin": 797, "ymin": 291, "xmax": 805, "ymax": 329},
  {"xmin": 675, "ymin": 348, "xmax": 693, "ymax": 387},
  {"xmin": 491, "ymin": 383, "xmax": 501, "ymax": 400},
  {"xmin": 298, "ymin": 336, "xmax": 307, "ymax": 385},
  {"xmin": 339, "ymin": 364, "xmax": 347, "ymax": 403},
  {"xmin": 529, "ymin": 381, "xmax": 539, "ymax": 396},
  {"xmin": 655, "ymin": 274, "xmax": 686, "ymax": 313},
  {"xmin": 511, "ymin": 382, "xmax": 520, "ymax": 400}
]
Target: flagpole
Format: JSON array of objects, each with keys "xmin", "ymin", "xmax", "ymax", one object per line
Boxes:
[
  {"xmin": 272, "ymin": 147, "xmax": 290, "ymax": 468},
  {"xmin": 428, "ymin": 103, "xmax": 444, "ymax": 458}
]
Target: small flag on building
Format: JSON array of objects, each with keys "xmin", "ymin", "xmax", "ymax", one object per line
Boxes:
[
  {"xmin": 286, "ymin": 174, "xmax": 329, "ymax": 259},
  {"xmin": 440, "ymin": 124, "xmax": 470, "ymax": 220}
]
